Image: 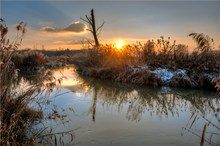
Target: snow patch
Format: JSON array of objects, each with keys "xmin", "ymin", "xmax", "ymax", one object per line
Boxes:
[
  {"xmin": 140, "ymin": 65, "xmax": 149, "ymax": 70},
  {"xmin": 153, "ymin": 68, "xmax": 174, "ymax": 82},
  {"xmin": 128, "ymin": 65, "xmax": 190, "ymax": 84},
  {"xmin": 128, "ymin": 65, "xmax": 150, "ymax": 74},
  {"xmin": 175, "ymin": 69, "xmax": 186, "ymax": 77},
  {"xmin": 204, "ymin": 73, "xmax": 220, "ymax": 79}
]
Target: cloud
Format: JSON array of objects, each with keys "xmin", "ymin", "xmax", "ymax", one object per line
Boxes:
[
  {"xmin": 41, "ymin": 21, "xmax": 87, "ymax": 33},
  {"xmin": 53, "ymin": 38, "xmax": 94, "ymax": 45},
  {"xmin": 53, "ymin": 40, "xmax": 78, "ymax": 45}
]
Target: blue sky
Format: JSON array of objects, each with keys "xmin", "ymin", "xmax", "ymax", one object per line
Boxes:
[{"xmin": 1, "ymin": 1, "xmax": 219, "ymax": 50}]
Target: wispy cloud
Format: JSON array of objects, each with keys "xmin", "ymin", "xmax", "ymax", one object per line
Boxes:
[{"xmin": 40, "ymin": 21, "xmax": 87, "ymax": 33}]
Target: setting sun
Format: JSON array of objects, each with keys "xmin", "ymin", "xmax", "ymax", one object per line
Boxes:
[{"xmin": 115, "ymin": 40, "xmax": 125, "ymax": 50}]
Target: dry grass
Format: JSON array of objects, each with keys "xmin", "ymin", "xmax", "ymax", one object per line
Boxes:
[
  {"xmin": 75, "ymin": 33, "xmax": 219, "ymax": 89},
  {"xmin": 0, "ymin": 19, "xmax": 38, "ymax": 145},
  {"xmin": 117, "ymin": 67, "xmax": 162, "ymax": 86},
  {"xmin": 0, "ymin": 19, "xmax": 60, "ymax": 145},
  {"xmin": 212, "ymin": 78, "xmax": 220, "ymax": 95},
  {"xmin": 12, "ymin": 51, "xmax": 48, "ymax": 72},
  {"xmin": 169, "ymin": 76, "xmax": 198, "ymax": 88}
]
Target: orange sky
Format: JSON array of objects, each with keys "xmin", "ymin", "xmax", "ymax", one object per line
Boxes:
[{"xmin": 3, "ymin": 1, "xmax": 220, "ymax": 51}]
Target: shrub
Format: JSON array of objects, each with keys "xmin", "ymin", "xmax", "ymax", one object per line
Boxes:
[
  {"xmin": 12, "ymin": 51, "xmax": 48, "ymax": 70},
  {"xmin": 76, "ymin": 33, "xmax": 218, "ymax": 89},
  {"xmin": 174, "ymin": 44, "xmax": 189, "ymax": 67},
  {"xmin": 156, "ymin": 36, "xmax": 176, "ymax": 66},
  {"xmin": 22, "ymin": 51, "xmax": 48, "ymax": 67},
  {"xmin": 142, "ymin": 40, "xmax": 157, "ymax": 65}
]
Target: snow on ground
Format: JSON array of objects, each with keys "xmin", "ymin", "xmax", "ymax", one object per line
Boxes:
[
  {"xmin": 204, "ymin": 73, "xmax": 220, "ymax": 79},
  {"xmin": 153, "ymin": 68, "xmax": 174, "ymax": 82},
  {"xmin": 128, "ymin": 65, "xmax": 150, "ymax": 74},
  {"xmin": 153, "ymin": 68, "xmax": 188, "ymax": 83},
  {"xmin": 140, "ymin": 65, "xmax": 149, "ymax": 70},
  {"xmin": 175, "ymin": 69, "xmax": 186, "ymax": 77},
  {"xmin": 128, "ymin": 65, "xmax": 205, "ymax": 84}
]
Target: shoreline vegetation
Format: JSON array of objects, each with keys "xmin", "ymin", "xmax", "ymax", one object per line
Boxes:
[
  {"xmin": 13, "ymin": 37, "xmax": 220, "ymax": 90},
  {"xmin": 11, "ymin": 9, "xmax": 219, "ymax": 91},
  {"xmin": 1, "ymin": 20, "xmax": 74, "ymax": 145},
  {"xmin": 12, "ymin": 45, "xmax": 219, "ymax": 90},
  {"xmin": 1, "ymin": 8, "xmax": 220, "ymax": 145},
  {"xmin": 12, "ymin": 36, "xmax": 220, "ymax": 90}
]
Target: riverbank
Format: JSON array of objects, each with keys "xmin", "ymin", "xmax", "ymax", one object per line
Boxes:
[
  {"xmin": 12, "ymin": 48, "xmax": 219, "ymax": 90},
  {"xmin": 75, "ymin": 63, "xmax": 219, "ymax": 89}
]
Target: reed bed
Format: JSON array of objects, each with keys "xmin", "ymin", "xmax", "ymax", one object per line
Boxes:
[
  {"xmin": 0, "ymin": 19, "xmax": 68, "ymax": 145},
  {"xmin": 75, "ymin": 35, "xmax": 219, "ymax": 89}
]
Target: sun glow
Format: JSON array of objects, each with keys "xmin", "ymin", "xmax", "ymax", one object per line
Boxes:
[{"xmin": 115, "ymin": 40, "xmax": 125, "ymax": 50}]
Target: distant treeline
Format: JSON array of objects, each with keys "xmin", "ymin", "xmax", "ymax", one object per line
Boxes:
[{"xmin": 19, "ymin": 49, "xmax": 88, "ymax": 57}]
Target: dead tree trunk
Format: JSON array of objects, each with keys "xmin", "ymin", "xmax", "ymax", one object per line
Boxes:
[
  {"xmin": 81, "ymin": 9, "xmax": 104, "ymax": 48},
  {"xmin": 90, "ymin": 9, "xmax": 99, "ymax": 47}
]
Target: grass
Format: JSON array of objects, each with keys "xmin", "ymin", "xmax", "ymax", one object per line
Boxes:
[
  {"xmin": 0, "ymin": 19, "xmax": 67, "ymax": 145},
  {"xmin": 10, "ymin": 32, "xmax": 218, "ymax": 90},
  {"xmin": 0, "ymin": 20, "xmax": 39, "ymax": 145},
  {"xmin": 12, "ymin": 51, "xmax": 48, "ymax": 72},
  {"xmin": 74, "ymin": 34, "xmax": 220, "ymax": 90},
  {"xmin": 13, "ymin": 33, "xmax": 217, "ymax": 91}
]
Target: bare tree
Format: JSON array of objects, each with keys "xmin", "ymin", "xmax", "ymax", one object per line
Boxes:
[{"xmin": 81, "ymin": 9, "xmax": 105, "ymax": 48}]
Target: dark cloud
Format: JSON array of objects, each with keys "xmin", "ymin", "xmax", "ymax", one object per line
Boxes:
[{"xmin": 41, "ymin": 21, "xmax": 86, "ymax": 33}]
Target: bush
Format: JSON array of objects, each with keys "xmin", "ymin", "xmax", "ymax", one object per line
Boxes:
[
  {"xmin": 76, "ymin": 33, "xmax": 219, "ymax": 89},
  {"xmin": 174, "ymin": 44, "xmax": 189, "ymax": 67},
  {"xmin": 142, "ymin": 40, "xmax": 157, "ymax": 65},
  {"xmin": 12, "ymin": 51, "xmax": 48, "ymax": 70}
]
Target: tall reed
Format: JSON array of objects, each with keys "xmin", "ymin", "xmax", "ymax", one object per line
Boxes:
[{"xmin": 0, "ymin": 19, "xmax": 56, "ymax": 145}]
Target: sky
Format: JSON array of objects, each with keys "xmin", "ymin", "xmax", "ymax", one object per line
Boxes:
[{"xmin": 1, "ymin": 1, "xmax": 220, "ymax": 50}]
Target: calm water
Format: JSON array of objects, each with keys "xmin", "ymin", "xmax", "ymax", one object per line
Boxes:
[{"xmin": 34, "ymin": 66, "xmax": 219, "ymax": 146}]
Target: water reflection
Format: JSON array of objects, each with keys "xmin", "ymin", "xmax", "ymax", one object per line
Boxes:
[
  {"xmin": 15, "ymin": 68, "xmax": 59, "ymax": 92},
  {"xmin": 20, "ymin": 66, "xmax": 219, "ymax": 146},
  {"xmin": 79, "ymin": 75, "xmax": 219, "ymax": 146},
  {"xmin": 81, "ymin": 76, "xmax": 219, "ymax": 122}
]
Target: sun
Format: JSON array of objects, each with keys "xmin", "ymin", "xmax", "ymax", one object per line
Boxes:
[{"xmin": 115, "ymin": 40, "xmax": 125, "ymax": 50}]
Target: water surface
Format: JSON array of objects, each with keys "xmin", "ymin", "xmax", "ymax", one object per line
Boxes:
[{"xmin": 36, "ymin": 66, "xmax": 220, "ymax": 146}]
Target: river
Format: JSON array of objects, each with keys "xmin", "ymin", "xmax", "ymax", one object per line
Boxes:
[{"xmin": 32, "ymin": 66, "xmax": 219, "ymax": 146}]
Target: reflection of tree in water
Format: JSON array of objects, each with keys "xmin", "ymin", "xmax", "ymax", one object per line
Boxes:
[
  {"xmin": 91, "ymin": 86, "xmax": 98, "ymax": 122},
  {"xmin": 75, "ymin": 71, "xmax": 220, "ymax": 145},
  {"xmin": 82, "ymin": 77, "xmax": 219, "ymax": 146},
  {"xmin": 14, "ymin": 69, "xmax": 75, "ymax": 145},
  {"xmin": 81, "ymin": 77, "xmax": 219, "ymax": 122},
  {"xmin": 15, "ymin": 69, "xmax": 60, "ymax": 91}
]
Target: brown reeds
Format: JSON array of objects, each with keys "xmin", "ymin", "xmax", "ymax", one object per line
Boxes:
[
  {"xmin": 0, "ymin": 19, "xmax": 58, "ymax": 145},
  {"xmin": 75, "ymin": 34, "xmax": 219, "ymax": 89},
  {"xmin": 12, "ymin": 51, "xmax": 48, "ymax": 70},
  {"xmin": 0, "ymin": 19, "xmax": 36, "ymax": 145}
]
